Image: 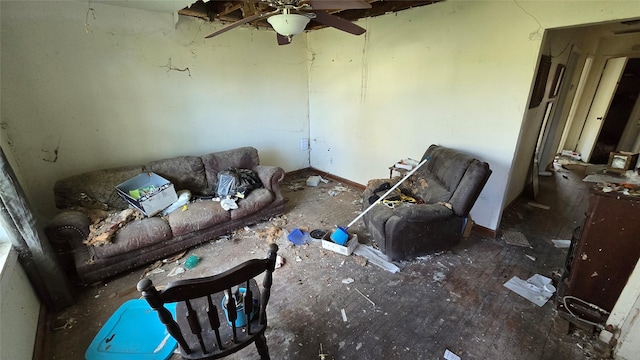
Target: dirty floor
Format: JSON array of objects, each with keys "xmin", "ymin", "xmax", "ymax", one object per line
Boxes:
[{"xmin": 44, "ymin": 163, "xmax": 601, "ymax": 360}]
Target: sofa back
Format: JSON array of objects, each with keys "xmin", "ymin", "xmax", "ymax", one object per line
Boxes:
[
  {"xmin": 54, "ymin": 147, "xmax": 261, "ymax": 211},
  {"xmin": 408, "ymin": 145, "xmax": 491, "ymax": 216}
]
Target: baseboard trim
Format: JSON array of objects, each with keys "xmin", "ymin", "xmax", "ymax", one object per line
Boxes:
[
  {"xmin": 285, "ymin": 167, "xmax": 366, "ymax": 191},
  {"xmin": 308, "ymin": 167, "xmax": 366, "ymax": 191},
  {"xmin": 32, "ymin": 304, "xmax": 49, "ymax": 360}
]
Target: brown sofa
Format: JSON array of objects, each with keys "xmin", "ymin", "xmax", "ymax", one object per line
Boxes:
[{"xmin": 45, "ymin": 147, "xmax": 285, "ymax": 284}]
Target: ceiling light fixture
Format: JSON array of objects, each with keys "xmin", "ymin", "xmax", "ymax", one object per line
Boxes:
[{"xmin": 267, "ymin": 9, "xmax": 310, "ymax": 37}]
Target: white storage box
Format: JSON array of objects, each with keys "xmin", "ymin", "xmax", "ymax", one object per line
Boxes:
[
  {"xmin": 115, "ymin": 172, "xmax": 178, "ymax": 217},
  {"xmin": 322, "ymin": 234, "xmax": 358, "ymax": 256}
]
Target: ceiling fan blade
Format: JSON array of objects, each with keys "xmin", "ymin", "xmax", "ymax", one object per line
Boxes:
[
  {"xmin": 312, "ymin": 11, "xmax": 366, "ymax": 35},
  {"xmin": 277, "ymin": 33, "xmax": 292, "ymax": 45},
  {"xmin": 205, "ymin": 10, "xmax": 279, "ymax": 39},
  {"xmin": 301, "ymin": 0, "xmax": 372, "ymax": 10}
]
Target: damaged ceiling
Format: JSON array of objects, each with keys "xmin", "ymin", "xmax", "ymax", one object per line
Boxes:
[{"xmin": 178, "ymin": 0, "xmax": 443, "ymax": 32}]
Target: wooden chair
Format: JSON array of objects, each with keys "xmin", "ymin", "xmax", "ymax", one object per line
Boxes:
[{"xmin": 137, "ymin": 243, "xmax": 278, "ymax": 360}]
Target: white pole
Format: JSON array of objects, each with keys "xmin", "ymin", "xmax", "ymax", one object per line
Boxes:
[{"xmin": 345, "ymin": 157, "xmax": 429, "ymax": 229}]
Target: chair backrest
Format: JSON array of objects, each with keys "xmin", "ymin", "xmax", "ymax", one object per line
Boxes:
[
  {"xmin": 411, "ymin": 145, "xmax": 491, "ymax": 216},
  {"xmin": 137, "ymin": 243, "xmax": 278, "ymax": 359}
]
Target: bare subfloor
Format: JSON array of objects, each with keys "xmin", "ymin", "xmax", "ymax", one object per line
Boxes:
[{"xmin": 45, "ymin": 165, "xmax": 601, "ymax": 360}]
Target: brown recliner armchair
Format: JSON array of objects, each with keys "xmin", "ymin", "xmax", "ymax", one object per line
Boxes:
[{"xmin": 361, "ymin": 145, "xmax": 491, "ymax": 261}]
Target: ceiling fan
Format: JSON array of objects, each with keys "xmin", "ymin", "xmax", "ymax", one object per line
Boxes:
[{"xmin": 204, "ymin": 0, "xmax": 372, "ymax": 45}]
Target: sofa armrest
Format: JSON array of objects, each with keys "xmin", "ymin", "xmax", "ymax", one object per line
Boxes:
[
  {"xmin": 253, "ymin": 165, "xmax": 285, "ymax": 193},
  {"xmin": 44, "ymin": 210, "xmax": 90, "ymax": 251}
]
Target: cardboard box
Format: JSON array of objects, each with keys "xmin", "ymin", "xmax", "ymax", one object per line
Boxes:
[
  {"xmin": 607, "ymin": 151, "xmax": 639, "ymax": 174},
  {"xmin": 116, "ymin": 172, "xmax": 178, "ymax": 217},
  {"xmin": 322, "ymin": 234, "xmax": 358, "ymax": 256}
]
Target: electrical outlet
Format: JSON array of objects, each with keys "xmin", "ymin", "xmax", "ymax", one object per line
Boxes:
[{"xmin": 300, "ymin": 138, "xmax": 309, "ymax": 151}]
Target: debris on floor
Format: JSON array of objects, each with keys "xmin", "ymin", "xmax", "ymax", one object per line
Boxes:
[
  {"xmin": 444, "ymin": 349, "xmax": 461, "ymax": 360},
  {"xmin": 141, "ymin": 260, "xmax": 164, "ymax": 278},
  {"xmin": 288, "ymin": 182, "xmax": 305, "ymax": 191},
  {"xmin": 140, "ymin": 261, "xmax": 166, "ymax": 278},
  {"xmin": 355, "ymin": 288, "xmax": 376, "ymax": 306},
  {"xmin": 306, "ymin": 175, "xmax": 322, "ymax": 187},
  {"xmin": 328, "ymin": 185, "xmax": 349, "ymax": 196},
  {"xmin": 184, "ymin": 255, "xmax": 200, "ymax": 269},
  {"xmin": 319, "ymin": 343, "xmax": 329, "ymax": 360},
  {"xmin": 163, "ymin": 250, "xmax": 187, "ymax": 263},
  {"xmin": 352, "ymin": 244, "xmax": 401, "ymax": 273},
  {"xmin": 353, "ymin": 256, "xmax": 368, "ymax": 267},
  {"xmin": 528, "ymin": 202, "xmax": 551, "ymax": 210},
  {"xmin": 503, "ymin": 274, "xmax": 556, "ymax": 307},
  {"xmin": 255, "ymin": 226, "xmax": 284, "ymax": 243},
  {"xmin": 502, "ymin": 230, "xmax": 532, "ymax": 248},
  {"xmin": 167, "ymin": 266, "xmax": 185, "ymax": 277},
  {"xmin": 51, "ymin": 317, "xmax": 77, "ymax": 331},
  {"xmin": 552, "ymin": 239, "xmax": 571, "ymax": 248},
  {"xmin": 275, "ymin": 255, "xmax": 285, "ymax": 268},
  {"xmin": 288, "ymin": 228, "xmax": 311, "ymax": 245}
]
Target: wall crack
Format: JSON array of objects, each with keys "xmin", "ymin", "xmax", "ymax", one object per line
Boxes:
[{"xmin": 161, "ymin": 57, "xmax": 192, "ymax": 78}]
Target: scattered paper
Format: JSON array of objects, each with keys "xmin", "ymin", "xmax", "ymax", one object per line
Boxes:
[
  {"xmin": 275, "ymin": 255, "xmax": 285, "ymax": 269},
  {"xmin": 167, "ymin": 266, "xmax": 185, "ymax": 277},
  {"xmin": 552, "ymin": 239, "xmax": 571, "ymax": 248},
  {"xmin": 444, "ymin": 349, "xmax": 461, "ymax": 360},
  {"xmin": 342, "ymin": 278, "xmax": 355, "ymax": 284},
  {"xmin": 341, "ymin": 309, "xmax": 348, "ymax": 322},
  {"xmin": 502, "ymin": 230, "xmax": 531, "ymax": 248},
  {"xmin": 503, "ymin": 274, "xmax": 555, "ymax": 307},
  {"xmin": 353, "ymin": 245, "xmax": 401, "ymax": 273}
]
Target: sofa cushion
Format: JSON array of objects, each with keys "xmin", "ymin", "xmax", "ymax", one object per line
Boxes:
[
  {"xmin": 94, "ymin": 217, "xmax": 172, "ymax": 259},
  {"xmin": 200, "ymin": 147, "xmax": 260, "ymax": 194},
  {"xmin": 230, "ymin": 188, "xmax": 275, "ymax": 220},
  {"xmin": 144, "ymin": 156, "xmax": 208, "ymax": 195},
  {"xmin": 167, "ymin": 201, "xmax": 231, "ymax": 236},
  {"xmin": 54, "ymin": 165, "xmax": 144, "ymax": 210}
]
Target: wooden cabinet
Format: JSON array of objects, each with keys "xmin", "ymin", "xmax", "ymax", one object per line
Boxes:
[{"xmin": 560, "ymin": 188, "xmax": 640, "ymax": 321}]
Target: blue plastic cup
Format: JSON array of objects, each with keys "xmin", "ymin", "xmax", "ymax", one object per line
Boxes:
[{"xmin": 222, "ymin": 288, "xmax": 257, "ymax": 327}]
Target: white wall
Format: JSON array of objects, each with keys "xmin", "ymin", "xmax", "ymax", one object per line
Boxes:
[
  {"xmin": 606, "ymin": 258, "xmax": 640, "ymax": 359},
  {"xmin": 308, "ymin": 0, "xmax": 640, "ymax": 230},
  {"xmin": 1, "ymin": 1, "xmax": 310, "ymax": 219},
  {"xmin": 0, "ymin": 243, "xmax": 41, "ymax": 360}
]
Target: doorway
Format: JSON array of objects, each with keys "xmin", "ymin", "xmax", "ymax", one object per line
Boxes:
[{"xmin": 590, "ymin": 58, "xmax": 640, "ymax": 163}]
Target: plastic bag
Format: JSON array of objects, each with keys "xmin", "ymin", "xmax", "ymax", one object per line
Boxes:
[{"xmin": 215, "ymin": 168, "xmax": 263, "ymax": 199}]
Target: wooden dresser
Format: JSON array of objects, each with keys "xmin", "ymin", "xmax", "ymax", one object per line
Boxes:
[{"xmin": 559, "ymin": 187, "xmax": 640, "ymax": 323}]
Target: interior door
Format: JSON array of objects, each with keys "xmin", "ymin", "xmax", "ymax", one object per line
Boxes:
[{"xmin": 576, "ymin": 57, "xmax": 628, "ymax": 162}]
